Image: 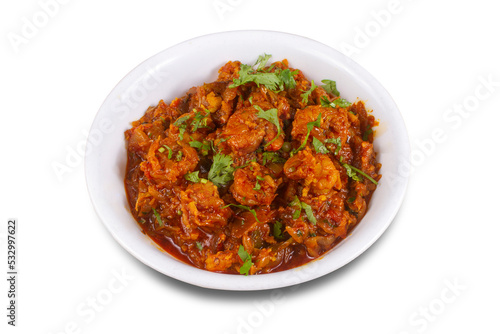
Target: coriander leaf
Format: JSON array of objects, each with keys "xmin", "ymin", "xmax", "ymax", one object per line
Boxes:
[
  {"xmin": 320, "ymin": 96, "xmax": 332, "ymax": 107},
  {"xmin": 273, "ymin": 221, "xmax": 283, "ymax": 239},
  {"xmin": 176, "ymin": 151, "xmax": 183, "ymax": 161},
  {"xmin": 343, "ymin": 163, "xmax": 362, "ymax": 182},
  {"xmin": 184, "ymin": 171, "xmax": 200, "ymax": 183},
  {"xmin": 289, "ymin": 195, "xmax": 301, "ymax": 208},
  {"xmin": 189, "ymin": 140, "xmax": 204, "ymax": 149},
  {"xmin": 252, "ymin": 175, "xmax": 266, "ymax": 191},
  {"xmin": 289, "ymin": 196, "xmax": 302, "ymax": 219},
  {"xmin": 189, "ymin": 140, "xmax": 210, "ymax": 154},
  {"xmin": 289, "ymin": 196, "xmax": 316, "ymax": 224},
  {"xmin": 254, "ymin": 105, "xmax": 281, "ymax": 147},
  {"xmin": 278, "ymin": 69, "xmax": 298, "ymax": 90},
  {"xmin": 229, "ymin": 63, "xmax": 282, "ymax": 91},
  {"xmin": 320, "ymin": 95, "xmax": 351, "ymax": 108},
  {"xmin": 342, "ymin": 163, "xmax": 378, "ymax": 185},
  {"xmin": 254, "ymin": 53, "xmax": 272, "ymax": 70},
  {"xmin": 312, "ymin": 137, "xmax": 329, "ymax": 154},
  {"xmin": 196, "ymin": 242, "xmax": 203, "ymax": 251},
  {"xmin": 301, "ymin": 201, "xmax": 317, "ymax": 225},
  {"xmin": 347, "ymin": 197, "xmax": 356, "ymax": 203},
  {"xmin": 163, "ymin": 145, "xmax": 173, "ymax": 159},
  {"xmin": 208, "ymin": 153, "xmax": 235, "ymax": 187},
  {"xmin": 330, "ymin": 98, "xmax": 351, "ymax": 108},
  {"xmin": 307, "ymin": 112, "xmax": 322, "ymax": 131},
  {"xmin": 293, "ymin": 113, "xmax": 322, "ymax": 154},
  {"xmin": 321, "ymin": 79, "xmax": 340, "ymax": 96},
  {"xmin": 152, "ymin": 208, "xmax": 164, "ymax": 227},
  {"xmin": 158, "ymin": 147, "xmax": 165, "ymax": 153},
  {"xmin": 301, "ymin": 80, "xmax": 317, "ymax": 104},
  {"xmin": 191, "ymin": 111, "xmax": 210, "ymax": 132},
  {"xmin": 173, "ymin": 114, "xmax": 191, "ymax": 140},
  {"xmin": 223, "ymin": 203, "xmax": 261, "ymax": 223},
  {"xmin": 325, "ymin": 137, "xmax": 342, "ymax": 155},
  {"xmin": 238, "ymin": 245, "xmax": 253, "ymax": 276}
]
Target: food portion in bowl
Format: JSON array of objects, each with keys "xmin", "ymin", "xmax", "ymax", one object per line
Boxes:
[{"xmin": 124, "ymin": 54, "xmax": 381, "ymax": 275}]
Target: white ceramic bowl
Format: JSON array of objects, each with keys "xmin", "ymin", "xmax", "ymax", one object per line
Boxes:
[{"xmin": 85, "ymin": 30, "xmax": 410, "ymax": 291}]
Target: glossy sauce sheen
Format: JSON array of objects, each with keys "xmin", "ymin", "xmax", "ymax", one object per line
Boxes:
[{"xmin": 124, "ymin": 57, "xmax": 381, "ymax": 275}]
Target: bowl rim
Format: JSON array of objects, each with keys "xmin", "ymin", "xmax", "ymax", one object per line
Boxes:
[{"xmin": 85, "ymin": 30, "xmax": 410, "ymax": 291}]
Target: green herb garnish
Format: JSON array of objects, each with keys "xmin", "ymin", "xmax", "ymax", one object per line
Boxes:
[
  {"xmin": 191, "ymin": 111, "xmax": 210, "ymax": 132},
  {"xmin": 176, "ymin": 151, "xmax": 183, "ymax": 161},
  {"xmin": 321, "ymin": 96, "xmax": 351, "ymax": 108},
  {"xmin": 278, "ymin": 69, "xmax": 298, "ymax": 90},
  {"xmin": 254, "ymin": 53, "xmax": 272, "ymax": 70},
  {"xmin": 253, "ymin": 175, "xmax": 266, "ymax": 191},
  {"xmin": 189, "ymin": 140, "xmax": 210, "ymax": 155},
  {"xmin": 312, "ymin": 137, "xmax": 329, "ymax": 154},
  {"xmin": 173, "ymin": 114, "xmax": 191, "ymax": 140},
  {"xmin": 321, "ymin": 79, "xmax": 340, "ymax": 96},
  {"xmin": 342, "ymin": 163, "xmax": 378, "ymax": 185},
  {"xmin": 238, "ymin": 245, "xmax": 253, "ymax": 276},
  {"xmin": 152, "ymin": 208, "xmax": 163, "ymax": 227},
  {"xmin": 301, "ymin": 80, "xmax": 317, "ymax": 104},
  {"xmin": 158, "ymin": 145, "xmax": 173, "ymax": 159},
  {"xmin": 208, "ymin": 153, "xmax": 235, "ymax": 187},
  {"xmin": 288, "ymin": 196, "xmax": 316, "ymax": 224},
  {"xmin": 223, "ymin": 203, "xmax": 261, "ymax": 223},
  {"xmin": 363, "ymin": 128, "xmax": 373, "ymax": 141},
  {"xmin": 196, "ymin": 242, "xmax": 203, "ymax": 251},
  {"xmin": 293, "ymin": 113, "xmax": 322, "ymax": 154},
  {"xmin": 300, "ymin": 201, "xmax": 317, "ymax": 225},
  {"xmin": 254, "ymin": 105, "xmax": 281, "ymax": 147},
  {"xmin": 185, "ymin": 171, "xmax": 200, "ymax": 183},
  {"xmin": 325, "ymin": 137, "xmax": 342, "ymax": 155},
  {"xmin": 273, "ymin": 221, "xmax": 283, "ymax": 239},
  {"xmin": 229, "ymin": 63, "xmax": 282, "ymax": 91}
]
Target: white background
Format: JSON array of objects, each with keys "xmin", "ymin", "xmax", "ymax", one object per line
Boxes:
[{"xmin": 1, "ymin": 0, "xmax": 499, "ymax": 333}]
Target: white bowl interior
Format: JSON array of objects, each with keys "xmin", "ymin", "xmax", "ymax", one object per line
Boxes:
[{"xmin": 85, "ymin": 30, "xmax": 410, "ymax": 290}]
